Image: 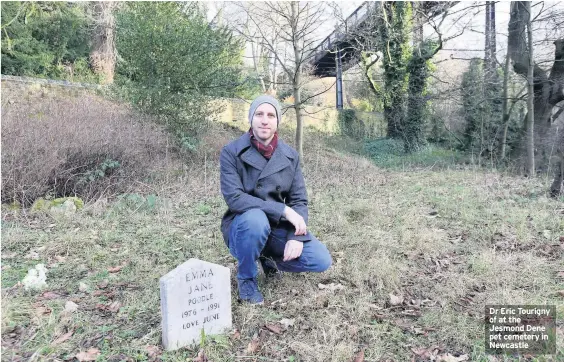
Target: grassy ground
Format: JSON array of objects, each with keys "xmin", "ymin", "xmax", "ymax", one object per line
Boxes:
[{"xmin": 2, "ymin": 127, "xmax": 563, "ymax": 362}]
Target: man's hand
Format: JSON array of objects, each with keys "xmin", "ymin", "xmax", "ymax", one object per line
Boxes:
[
  {"xmin": 283, "ymin": 239, "xmax": 304, "ymax": 261},
  {"xmin": 284, "ymin": 206, "xmax": 307, "ymax": 235}
]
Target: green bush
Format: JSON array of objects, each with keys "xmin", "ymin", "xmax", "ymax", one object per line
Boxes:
[
  {"xmin": 1, "ymin": 2, "xmax": 97, "ymax": 82},
  {"xmin": 114, "ymin": 2, "xmax": 245, "ymax": 142},
  {"xmin": 338, "ymin": 109, "xmax": 366, "ymax": 139}
]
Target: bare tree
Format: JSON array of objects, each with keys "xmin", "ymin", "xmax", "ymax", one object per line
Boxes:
[
  {"xmin": 234, "ymin": 2, "xmax": 329, "ymax": 162},
  {"xmin": 525, "ymin": 1, "xmax": 535, "ymax": 176},
  {"xmin": 508, "ymin": 1, "xmax": 564, "ymax": 183},
  {"xmin": 230, "ymin": 3, "xmax": 282, "ymax": 94}
]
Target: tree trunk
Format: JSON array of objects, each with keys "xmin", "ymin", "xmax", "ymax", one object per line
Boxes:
[
  {"xmin": 485, "ymin": 2, "xmax": 491, "ymax": 68},
  {"xmin": 380, "ymin": 2, "xmax": 409, "ymax": 139},
  {"xmin": 250, "ymin": 39, "xmax": 267, "ymax": 93},
  {"xmin": 290, "ymin": 2, "xmax": 304, "ymax": 163},
  {"xmin": 482, "ymin": 1, "xmax": 501, "ymax": 158},
  {"xmin": 550, "ymin": 130, "xmax": 564, "ymax": 197},
  {"xmin": 90, "ymin": 2, "xmax": 117, "ymax": 84},
  {"xmin": 500, "ymin": 50, "xmax": 511, "ymax": 159},
  {"xmin": 508, "ymin": 2, "xmax": 564, "ymax": 179},
  {"xmin": 294, "ymin": 86, "xmax": 304, "ymax": 164},
  {"xmin": 525, "ymin": 1, "xmax": 535, "ymax": 176},
  {"xmin": 405, "ymin": 3, "xmax": 426, "ymax": 152},
  {"xmin": 269, "ymin": 51, "xmax": 278, "ymax": 95},
  {"xmin": 404, "ymin": 2, "xmax": 441, "ymax": 152}
]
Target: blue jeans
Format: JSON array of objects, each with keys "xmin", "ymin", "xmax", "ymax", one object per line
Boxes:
[{"xmin": 228, "ymin": 209, "xmax": 332, "ymax": 280}]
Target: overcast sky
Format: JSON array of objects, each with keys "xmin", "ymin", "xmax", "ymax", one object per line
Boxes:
[{"xmin": 207, "ymin": 1, "xmax": 563, "ymax": 71}]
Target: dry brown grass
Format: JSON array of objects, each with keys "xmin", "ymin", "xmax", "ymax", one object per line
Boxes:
[
  {"xmin": 1, "ymin": 91, "xmax": 562, "ymax": 361},
  {"xmin": 1, "ymin": 82, "xmax": 179, "ymax": 206}
]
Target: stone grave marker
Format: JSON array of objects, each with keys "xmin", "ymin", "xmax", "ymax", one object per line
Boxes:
[{"xmin": 160, "ymin": 258, "xmax": 232, "ymax": 351}]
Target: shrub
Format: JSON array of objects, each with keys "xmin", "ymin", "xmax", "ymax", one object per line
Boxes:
[
  {"xmin": 114, "ymin": 2, "xmax": 244, "ymax": 143},
  {"xmin": 1, "ymin": 2, "xmax": 98, "ymax": 82},
  {"xmin": 338, "ymin": 109, "xmax": 366, "ymax": 139},
  {"xmin": 1, "ymin": 82, "xmax": 176, "ymax": 206}
]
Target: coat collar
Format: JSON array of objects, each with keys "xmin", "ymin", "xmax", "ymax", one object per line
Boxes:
[{"xmin": 234, "ymin": 132, "xmax": 295, "ymax": 179}]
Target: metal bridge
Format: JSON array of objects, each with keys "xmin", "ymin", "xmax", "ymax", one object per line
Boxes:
[{"xmin": 310, "ymin": 1, "xmax": 455, "ymax": 108}]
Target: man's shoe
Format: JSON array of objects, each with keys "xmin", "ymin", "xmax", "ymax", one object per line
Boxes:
[
  {"xmin": 237, "ymin": 278, "xmax": 264, "ymax": 305},
  {"xmin": 259, "ymin": 257, "xmax": 283, "ymax": 279}
]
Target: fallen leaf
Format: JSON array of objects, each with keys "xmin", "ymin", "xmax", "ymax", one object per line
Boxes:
[
  {"xmin": 279, "ymin": 318, "xmax": 295, "ymax": 329},
  {"xmin": 318, "ymin": 282, "xmax": 345, "ymax": 291},
  {"xmin": 145, "ymin": 345, "xmax": 161, "ymax": 359},
  {"xmin": 401, "ymin": 309, "xmax": 422, "ymax": 317},
  {"xmin": 412, "ymin": 327, "xmax": 426, "ymax": 335},
  {"xmin": 64, "ymin": 301, "xmax": 78, "ymax": 314},
  {"xmin": 76, "ymin": 348, "xmax": 100, "ymax": 361},
  {"xmin": 55, "ymin": 255, "xmax": 66, "ymax": 263},
  {"xmin": 373, "ymin": 313, "xmax": 387, "ymax": 321},
  {"xmin": 193, "ymin": 349, "xmax": 208, "ymax": 362},
  {"xmin": 246, "ymin": 336, "xmax": 260, "ymax": 354},
  {"xmin": 389, "ymin": 293, "xmax": 404, "ymax": 306},
  {"xmin": 270, "ymin": 298, "xmax": 286, "ymax": 306},
  {"xmin": 93, "ymin": 290, "xmax": 115, "ymax": 299},
  {"xmin": 410, "ymin": 299, "xmax": 422, "ymax": 308},
  {"xmin": 542, "ymin": 230, "xmax": 552, "ymax": 239},
  {"xmin": 392, "ymin": 319, "xmax": 413, "ymax": 331},
  {"xmin": 24, "ymin": 251, "xmax": 40, "ymax": 260},
  {"xmin": 52, "ymin": 330, "xmax": 74, "ymax": 345},
  {"xmin": 41, "ymin": 291, "xmax": 62, "ymax": 300},
  {"xmin": 34, "ymin": 303, "xmax": 52, "ymax": 316},
  {"xmin": 437, "ymin": 354, "xmax": 469, "ymax": 362},
  {"xmin": 411, "ymin": 346, "xmax": 440, "ymax": 359},
  {"xmin": 264, "ymin": 323, "xmax": 283, "ymax": 334},
  {"xmin": 79, "ymin": 282, "xmax": 90, "ymax": 292},
  {"xmin": 108, "ymin": 262, "xmax": 127, "ymax": 273},
  {"xmin": 108, "ymin": 301, "xmax": 122, "ymax": 313},
  {"xmin": 353, "ymin": 348, "xmax": 365, "ymax": 362},
  {"xmin": 232, "ymin": 328, "xmax": 241, "ymax": 340},
  {"xmin": 96, "ymin": 303, "xmax": 106, "ymax": 311}
]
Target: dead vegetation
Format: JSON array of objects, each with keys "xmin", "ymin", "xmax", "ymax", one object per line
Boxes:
[
  {"xmin": 1, "ymin": 82, "xmax": 178, "ymax": 206},
  {"xmin": 1, "ymin": 86, "xmax": 563, "ymax": 361}
]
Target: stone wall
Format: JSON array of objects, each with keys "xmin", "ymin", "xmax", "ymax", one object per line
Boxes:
[
  {"xmin": 213, "ymin": 98, "xmax": 386, "ymax": 138},
  {"xmin": 1, "ymin": 75, "xmax": 386, "ymax": 138},
  {"xmin": 1, "ymin": 75, "xmax": 101, "ymax": 100}
]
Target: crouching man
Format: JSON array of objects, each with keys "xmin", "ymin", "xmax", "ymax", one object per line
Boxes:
[{"xmin": 219, "ymin": 95, "xmax": 332, "ymax": 304}]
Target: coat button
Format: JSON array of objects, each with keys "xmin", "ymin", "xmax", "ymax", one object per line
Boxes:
[
  {"xmin": 257, "ymin": 183, "xmax": 262, "ymax": 189},
  {"xmin": 276, "ymin": 185, "xmax": 281, "ymax": 191}
]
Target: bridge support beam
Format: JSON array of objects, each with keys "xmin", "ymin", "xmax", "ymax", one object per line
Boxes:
[{"xmin": 335, "ymin": 47, "xmax": 343, "ymax": 109}]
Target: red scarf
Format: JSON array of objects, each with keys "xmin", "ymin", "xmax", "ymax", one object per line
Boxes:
[{"xmin": 249, "ymin": 128, "xmax": 278, "ymax": 159}]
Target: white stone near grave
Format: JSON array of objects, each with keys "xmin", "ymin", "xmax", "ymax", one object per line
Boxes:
[{"xmin": 159, "ymin": 258, "xmax": 232, "ymax": 351}]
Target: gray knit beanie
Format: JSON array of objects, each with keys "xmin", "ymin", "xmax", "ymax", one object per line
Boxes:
[{"xmin": 248, "ymin": 95, "xmax": 282, "ymax": 126}]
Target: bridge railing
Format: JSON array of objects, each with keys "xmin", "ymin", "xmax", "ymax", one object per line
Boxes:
[{"xmin": 312, "ymin": 2, "xmax": 375, "ymax": 65}]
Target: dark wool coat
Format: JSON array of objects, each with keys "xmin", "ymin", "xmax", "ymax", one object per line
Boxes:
[{"xmin": 219, "ymin": 132, "xmax": 311, "ymax": 245}]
